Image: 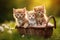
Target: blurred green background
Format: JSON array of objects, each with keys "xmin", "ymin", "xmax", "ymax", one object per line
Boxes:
[{"xmin": 0, "ymin": 0, "xmax": 60, "ymax": 23}]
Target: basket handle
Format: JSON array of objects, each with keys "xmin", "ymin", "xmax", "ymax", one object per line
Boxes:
[{"xmin": 46, "ymin": 15, "xmax": 56, "ymax": 29}]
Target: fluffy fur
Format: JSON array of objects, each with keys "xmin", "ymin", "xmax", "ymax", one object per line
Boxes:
[
  {"xmin": 13, "ymin": 8, "xmax": 28, "ymax": 28},
  {"xmin": 13, "ymin": 6, "xmax": 48, "ymax": 27},
  {"xmin": 33, "ymin": 5, "xmax": 48, "ymax": 25},
  {"xmin": 26, "ymin": 11, "xmax": 37, "ymax": 27}
]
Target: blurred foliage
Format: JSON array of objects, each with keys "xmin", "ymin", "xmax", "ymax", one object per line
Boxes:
[{"xmin": 0, "ymin": 0, "xmax": 60, "ymax": 23}]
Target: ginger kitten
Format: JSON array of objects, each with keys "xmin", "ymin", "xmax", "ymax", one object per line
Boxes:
[
  {"xmin": 33, "ymin": 6, "xmax": 48, "ymax": 25},
  {"xmin": 13, "ymin": 8, "xmax": 28, "ymax": 28}
]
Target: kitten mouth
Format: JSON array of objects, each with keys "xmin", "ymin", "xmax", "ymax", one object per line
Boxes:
[
  {"xmin": 30, "ymin": 18, "xmax": 35, "ymax": 21},
  {"xmin": 40, "ymin": 14, "xmax": 44, "ymax": 17},
  {"xmin": 20, "ymin": 16, "xmax": 24, "ymax": 18}
]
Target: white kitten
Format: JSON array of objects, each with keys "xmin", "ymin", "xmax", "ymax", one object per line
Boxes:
[{"xmin": 26, "ymin": 11, "xmax": 37, "ymax": 27}]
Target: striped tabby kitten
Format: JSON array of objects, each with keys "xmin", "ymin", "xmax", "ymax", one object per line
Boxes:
[{"xmin": 33, "ymin": 6, "xmax": 48, "ymax": 25}]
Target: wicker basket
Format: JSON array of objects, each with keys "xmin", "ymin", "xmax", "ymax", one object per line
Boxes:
[{"xmin": 15, "ymin": 16, "xmax": 56, "ymax": 38}]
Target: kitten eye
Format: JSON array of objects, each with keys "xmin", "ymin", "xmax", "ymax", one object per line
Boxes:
[
  {"xmin": 42, "ymin": 10, "xmax": 44, "ymax": 13},
  {"xmin": 21, "ymin": 14, "xmax": 23, "ymax": 15},
  {"xmin": 16, "ymin": 13, "xmax": 19, "ymax": 16},
  {"xmin": 38, "ymin": 12, "xmax": 40, "ymax": 13},
  {"xmin": 24, "ymin": 14, "xmax": 25, "ymax": 15},
  {"xmin": 33, "ymin": 15, "xmax": 34, "ymax": 16},
  {"xmin": 29, "ymin": 15, "xmax": 31, "ymax": 17}
]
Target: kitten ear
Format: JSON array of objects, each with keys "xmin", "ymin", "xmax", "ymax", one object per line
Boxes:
[
  {"xmin": 24, "ymin": 7, "xmax": 26, "ymax": 11},
  {"xmin": 41, "ymin": 5, "xmax": 46, "ymax": 13},
  {"xmin": 41, "ymin": 5, "xmax": 45, "ymax": 9},
  {"xmin": 34, "ymin": 8, "xmax": 37, "ymax": 12},
  {"xmin": 13, "ymin": 8, "xmax": 16, "ymax": 13},
  {"xmin": 24, "ymin": 7, "xmax": 26, "ymax": 10},
  {"xmin": 43, "ymin": 5, "xmax": 46, "ymax": 13},
  {"xmin": 23, "ymin": 7, "xmax": 26, "ymax": 13}
]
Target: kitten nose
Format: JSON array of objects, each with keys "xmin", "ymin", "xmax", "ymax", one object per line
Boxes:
[
  {"xmin": 17, "ymin": 16, "xmax": 19, "ymax": 18},
  {"xmin": 31, "ymin": 17, "xmax": 34, "ymax": 19},
  {"xmin": 31, "ymin": 18, "xmax": 33, "ymax": 19}
]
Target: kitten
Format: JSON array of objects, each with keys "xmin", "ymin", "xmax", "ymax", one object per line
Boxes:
[
  {"xmin": 13, "ymin": 8, "xmax": 28, "ymax": 28},
  {"xmin": 26, "ymin": 11, "xmax": 37, "ymax": 27},
  {"xmin": 33, "ymin": 6, "xmax": 48, "ymax": 25}
]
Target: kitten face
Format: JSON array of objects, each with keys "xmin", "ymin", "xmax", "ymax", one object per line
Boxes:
[
  {"xmin": 33, "ymin": 6, "xmax": 47, "ymax": 25},
  {"xmin": 13, "ymin": 8, "xmax": 26, "ymax": 19},
  {"xmin": 13, "ymin": 8, "xmax": 26, "ymax": 26},
  {"xmin": 27, "ymin": 11, "xmax": 36, "ymax": 20},
  {"xmin": 26, "ymin": 11, "xmax": 37, "ymax": 26},
  {"xmin": 34, "ymin": 6, "xmax": 45, "ymax": 14},
  {"xmin": 34, "ymin": 6, "xmax": 46, "ymax": 17}
]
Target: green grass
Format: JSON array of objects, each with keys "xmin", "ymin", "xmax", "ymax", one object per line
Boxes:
[{"xmin": 0, "ymin": 17, "xmax": 60, "ymax": 40}]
